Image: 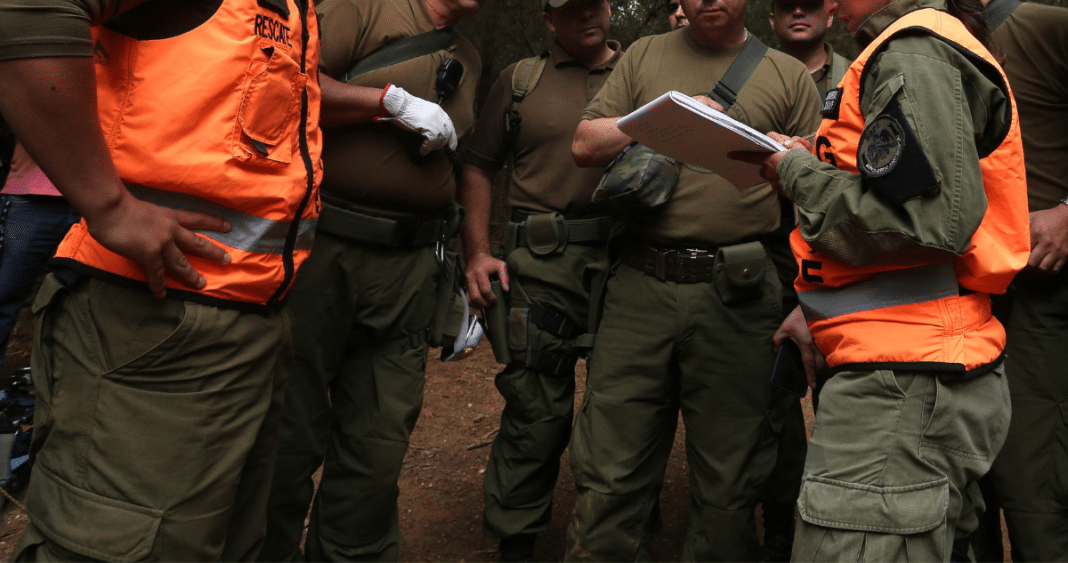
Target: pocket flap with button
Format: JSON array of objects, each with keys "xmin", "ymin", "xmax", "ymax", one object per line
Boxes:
[
  {"xmin": 797, "ymin": 474, "xmax": 948, "ymax": 534},
  {"xmin": 525, "ymin": 213, "xmax": 567, "ymax": 256},
  {"xmin": 27, "ymin": 465, "xmax": 164, "ymax": 562},
  {"xmin": 716, "ymin": 241, "xmax": 766, "ymax": 287}
]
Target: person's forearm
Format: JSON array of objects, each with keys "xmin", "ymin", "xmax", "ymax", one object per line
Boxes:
[
  {"xmin": 318, "ymin": 75, "xmax": 388, "ymax": 128},
  {"xmin": 572, "ymin": 117, "xmax": 631, "ymax": 168},
  {"xmin": 0, "ymin": 56, "xmax": 129, "ymax": 222},
  {"xmin": 457, "ymin": 163, "xmax": 496, "ymax": 261}
]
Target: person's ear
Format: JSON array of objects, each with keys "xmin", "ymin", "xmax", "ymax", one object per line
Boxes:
[{"xmin": 543, "ymin": 10, "xmax": 557, "ymax": 33}]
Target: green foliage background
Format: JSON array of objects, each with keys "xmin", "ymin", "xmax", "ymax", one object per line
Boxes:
[
  {"xmin": 457, "ymin": 0, "xmax": 1064, "ymax": 108},
  {"xmin": 457, "ymin": 0, "xmax": 859, "ymax": 106}
]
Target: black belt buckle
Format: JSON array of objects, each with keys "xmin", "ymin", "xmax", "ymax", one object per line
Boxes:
[
  {"xmin": 390, "ymin": 218, "xmax": 423, "ymax": 247},
  {"xmin": 678, "ymin": 247, "xmax": 713, "ymax": 283},
  {"xmin": 390, "ymin": 217, "xmax": 445, "ymax": 247}
]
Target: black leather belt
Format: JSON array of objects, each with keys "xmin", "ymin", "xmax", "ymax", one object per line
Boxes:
[{"xmin": 619, "ymin": 239, "xmax": 718, "ymax": 283}]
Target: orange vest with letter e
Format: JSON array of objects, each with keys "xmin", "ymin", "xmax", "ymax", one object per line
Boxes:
[
  {"xmin": 792, "ymin": 8, "xmax": 1029, "ymax": 374},
  {"xmin": 54, "ymin": 0, "xmax": 323, "ymax": 311}
]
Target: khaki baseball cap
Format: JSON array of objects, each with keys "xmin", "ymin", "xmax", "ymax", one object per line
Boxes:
[{"xmin": 545, "ymin": 0, "xmax": 573, "ymax": 7}]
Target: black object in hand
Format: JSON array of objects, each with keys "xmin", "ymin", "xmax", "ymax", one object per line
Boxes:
[{"xmin": 771, "ymin": 338, "xmax": 809, "ymax": 398}]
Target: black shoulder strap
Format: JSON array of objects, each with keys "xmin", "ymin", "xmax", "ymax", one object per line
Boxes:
[
  {"xmin": 985, "ymin": 0, "xmax": 1022, "ymax": 31},
  {"xmin": 341, "ymin": 28, "xmax": 456, "ymax": 83},
  {"xmin": 709, "ymin": 36, "xmax": 770, "ymax": 110}
]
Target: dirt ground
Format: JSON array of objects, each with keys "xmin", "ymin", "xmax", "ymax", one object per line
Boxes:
[{"xmin": 0, "ymin": 297, "xmax": 1010, "ymax": 562}]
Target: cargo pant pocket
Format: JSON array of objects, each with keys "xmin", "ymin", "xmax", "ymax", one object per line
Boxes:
[
  {"xmin": 795, "ymin": 475, "xmax": 949, "ymax": 562},
  {"xmin": 25, "ymin": 464, "xmax": 163, "ymax": 562},
  {"xmin": 29, "ymin": 275, "xmax": 70, "ymax": 433}
]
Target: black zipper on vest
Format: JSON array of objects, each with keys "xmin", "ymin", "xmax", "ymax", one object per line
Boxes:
[{"xmin": 267, "ymin": 0, "xmax": 314, "ymax": 308}]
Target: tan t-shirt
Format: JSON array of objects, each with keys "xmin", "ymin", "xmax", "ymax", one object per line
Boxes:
[
  {"xmin": 316, "ymin": 0, "xmax": 481, "ymax": 216},
  {"xmin": 584, "ymin": 29, "xmax": 821, "ymax": 245},
  {"xmin": 463, "ymin": 42, "xmax": 622, "ymax": 215},
  {"xmin": 992, "ymin": 1, "xmax": 1068, "ymax": 211}
]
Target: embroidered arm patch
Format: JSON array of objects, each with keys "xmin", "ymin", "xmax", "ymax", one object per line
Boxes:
[{"xmin": 857, "ymin": 97, "xmax": 939, "ymax": 204}]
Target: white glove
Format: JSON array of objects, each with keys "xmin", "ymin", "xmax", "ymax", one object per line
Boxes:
[{"xmin": 374, "ymin": 84, "xmax": 458, "ymax": 156}]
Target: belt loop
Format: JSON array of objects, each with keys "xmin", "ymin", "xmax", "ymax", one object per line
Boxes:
[
  {"xmin": 654, "ymin": 249, "xmax": 667, "ymax": 280},
  {"xmin": 503, "ymin": 222, "xmax": 520, "ymax": 256},
  {"xmin": 599, "ymin": 216, "xmax": 613, "ymax": 240}
]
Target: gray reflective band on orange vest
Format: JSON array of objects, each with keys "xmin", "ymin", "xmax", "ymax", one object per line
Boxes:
[
  {"xmin": 126, "ymin": 184, "xmax": 316, "ymax": 255},
  {"xmin": 797, "ymin": 262, "xmax": 960, "ymax": 320}
]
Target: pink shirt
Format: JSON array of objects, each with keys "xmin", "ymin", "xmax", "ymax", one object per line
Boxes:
[{"xmin": 2, "ymin": 143, "xmax": 62, "ymax": 197}]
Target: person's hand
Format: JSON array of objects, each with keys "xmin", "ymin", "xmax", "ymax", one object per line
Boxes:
[
  {"xmin": 375, "ymin": 83, "xmax": 458, "ymax": 155},
  {"xmin": 692, "ymin": 95, "xmax": 724, "ymax": 113},
  {"xmin": 729, "ymin": 132, "xmax": 811, "ymax": 194},
  {"xmin": 773, "ymin": 305, "xmax": 827, "ymax": 388},
  {"xmin": 464, "ymin": 252, "xmax": 509, "ymax": 309},
  {"xmin": 86, "ymin": 193, "xmax": 232, "ymax": 298},
  {"xmin": 1027, "ymin": 204, "xmax": 1068, "ymax": 274}
]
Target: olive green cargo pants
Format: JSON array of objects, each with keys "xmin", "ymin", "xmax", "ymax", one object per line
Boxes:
[
  {"xmin": 764, "ymin": 227, "xmax": 807, "ymax": 508},
  {"xmin": 565, "ymin": 260, "xmax": 782, "ymax": 562},
  {"xmin": 986, "ymin": 273, "xmax": 1068, "ymax": 562},
  {"xmin": 793, "ymin": 365, "xmax": 1010, "ymax": 563},
  {"xmin": 14, "ymin": 275, "xmax": 291, "ymax": 561},
  {"xmin": 261, "ymin": 233, "xmax": 439, "ymax": 562},
  {"xmin": 483, "ymin": 242, "xmax": 605, "ymax": 538}
]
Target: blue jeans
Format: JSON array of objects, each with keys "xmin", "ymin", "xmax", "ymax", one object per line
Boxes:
[{"xmin": 0, "ymin": 194, "xmax": 79, "ymax": 372}]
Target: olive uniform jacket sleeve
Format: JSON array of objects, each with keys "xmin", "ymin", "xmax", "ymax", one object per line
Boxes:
[{"xmin": 777, "ymin": 35, "xmax": 1010, "ymax": 267}]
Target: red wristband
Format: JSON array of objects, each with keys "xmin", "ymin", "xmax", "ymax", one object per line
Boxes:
[{"xmin": 379, "ymin": 83, "xmax": 393, "ymax": 114}]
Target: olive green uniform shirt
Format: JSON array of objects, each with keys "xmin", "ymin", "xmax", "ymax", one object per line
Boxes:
[
  {"xmin": 811, "ymin": 42, "xmax": 851, "ymax": 95},
  {"xmin": 0, "ymin": 0, "xmax": 231, "ymax": 59},
  {"xmin": 778, "ymin": 0, "xmax": 1010, "ymax": 267},
  {"xmin": 316, "ymin": 0, "xmax": 480, "ymax": 216},
  {"xmin": 583, "ymin": 30, "xmax": 821, "ymax": 245},
  {"xmin": 463, "ymin": 41, "xmax": 623, "ymax": 215},
  {"xmin": 989, "ymin": 0, "xmax": 1068, "ymax": 212}
]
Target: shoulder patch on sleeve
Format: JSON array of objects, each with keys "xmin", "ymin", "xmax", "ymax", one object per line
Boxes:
[
  {"xmin": 857, "ymin": 97, "xmax": 940, "ymax": 204},
  {"xmin": 858, "ymin": 115, "xmax": 904, "ymax": 177}
]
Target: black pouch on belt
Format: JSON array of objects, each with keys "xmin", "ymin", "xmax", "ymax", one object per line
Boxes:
[{"xmin": 713, "ymin": 241, "xmax": 767, "ymax": 305}]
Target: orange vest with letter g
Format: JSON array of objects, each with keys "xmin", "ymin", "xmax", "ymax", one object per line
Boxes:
[
  {"xmin": 54, "ymin": 0, "xmax": 323, "ymax": 311},
  {"xmin": 792, "ymin": 8, "xmax": 1029, "ymax": 374}
]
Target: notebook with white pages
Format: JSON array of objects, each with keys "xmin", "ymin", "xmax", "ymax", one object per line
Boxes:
[{"xmin": 616, "ymin": 90, "xmax": 787, "ymax": 190}]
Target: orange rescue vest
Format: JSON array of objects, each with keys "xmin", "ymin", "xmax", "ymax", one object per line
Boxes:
[
  {"xmin": 792, "ymin": 8, "xmax": 1029, "ymax": 374},
  {"xmin": 54, "ymin": 0, "xmax": 323, "ymax": 311}
]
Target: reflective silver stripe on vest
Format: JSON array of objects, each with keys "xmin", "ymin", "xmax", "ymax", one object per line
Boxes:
[
  {"xmin": 126, "ymin": 184, "xmax": 316, "ymax": 255},
  {"xmin": 798, "ymin": 262, "xmax": 960, "ymax": 320}
]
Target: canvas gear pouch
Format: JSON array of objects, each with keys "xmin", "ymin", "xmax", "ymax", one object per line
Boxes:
[
  {"xmin": 428, "ymin": 204, "xmax": 466, "ymax": 348},
  {"xmin": 714, "ymin": 241, "xmax": 767, "ymax": 304},
  {"xmin": 592, "ymin": 142, "xmax": 679, "ymax": 215},
  {"xmin": 484, "ymin": 275, "xmax": 514, "ymax": 365},
  {"xmin": 573, "ymin": 260, "xmax": 611, "ymax": 355},
  {"xmin": 525, "ymin": 212, "xmax": 569, "ymax": 256}
]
